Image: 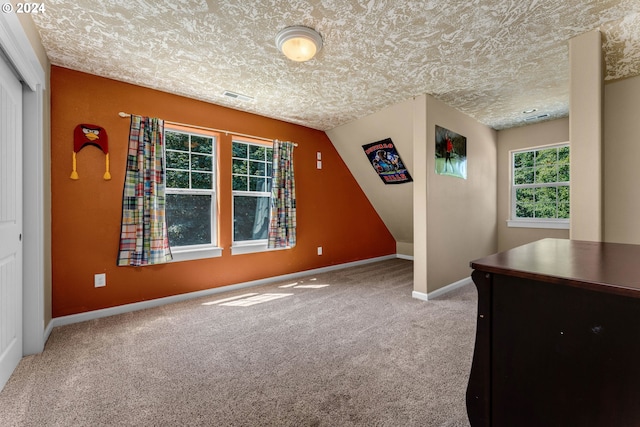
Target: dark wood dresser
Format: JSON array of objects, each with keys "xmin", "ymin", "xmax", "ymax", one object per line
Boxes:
[{"xmin": 466, "ymin": 238, "xmax": 640, "ymax": 427}]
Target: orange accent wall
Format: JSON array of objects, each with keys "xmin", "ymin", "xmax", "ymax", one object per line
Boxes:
[{"xmin": 51, "ymin": 66, "xmax": 396, "ymax": 317}]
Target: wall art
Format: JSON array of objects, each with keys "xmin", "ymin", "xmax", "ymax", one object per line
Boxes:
[
  {"xmin": 435, "ymin": 125, "xmax": 467, "ymax": 179},
  {"xmin": 362, "ymin": 138, "xmax": 412, "ymax": 184},
  {"xmin": 71, "ymin": 123, "xmax": 111, "ymax": 180}
]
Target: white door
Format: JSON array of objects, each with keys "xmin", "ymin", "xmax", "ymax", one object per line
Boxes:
[{"xmin": 0, "ymin": 53, "xmax": 23, "ymax": 390}]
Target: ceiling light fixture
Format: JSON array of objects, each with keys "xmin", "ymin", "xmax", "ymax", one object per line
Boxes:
[
  {"xmin": 522, "ymin": 108, "xmax": 538, "ymax": 114},
  {"xmin": 275, "ymin": 26, "xmax": 323, "ymax": 62}
]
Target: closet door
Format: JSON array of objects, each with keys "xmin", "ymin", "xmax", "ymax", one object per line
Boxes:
[{"xmin": 0, "ymin": 52, "xmax": 23, "ymax": 391}]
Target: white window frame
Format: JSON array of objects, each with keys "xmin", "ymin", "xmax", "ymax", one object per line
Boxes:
[
  {"xmin": 231, "ymin": 138, "xmax": 275, "ymax": 255},
  {"xmin": 508, "ymin": 142, "xmax": 570, "ymax": 229},
  {"xmin": 165, "ymin": 127, "xmax": 222, "ymax": 261}
]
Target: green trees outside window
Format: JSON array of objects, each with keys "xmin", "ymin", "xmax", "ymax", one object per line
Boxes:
[
  {"xmin": 165, "ymin": 130, "xmax": 216, "ymax": 247},
  {"xmin": 512, "ymin": 145, "xmax": 569, "ymax": 220},
  {"xmin": 232, "ymin": 140, "xmax": 273, "ymax": 243}
]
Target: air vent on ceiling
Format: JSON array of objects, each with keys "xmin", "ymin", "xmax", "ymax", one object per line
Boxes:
[
  {"xmin": 524, "ymin": 113, "xmax": 550, "ymax": 121},
  {"xmin": 222, "ymin": 90, "xmax": 254, "ymax": 102}
]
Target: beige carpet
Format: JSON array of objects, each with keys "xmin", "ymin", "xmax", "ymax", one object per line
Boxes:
[{"xmin": 0, "ymin": 259, "xmax": 476, "ymax": 426}]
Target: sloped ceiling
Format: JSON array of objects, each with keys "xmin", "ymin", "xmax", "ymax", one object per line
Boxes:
[{"xmin": 30, "ymin": 0, "xmax": 640, "ymax": 131}]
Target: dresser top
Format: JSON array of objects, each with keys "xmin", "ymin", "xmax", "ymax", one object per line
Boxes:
[{"xmin": 470, "ymin": 238, "xmax": 640, "ymax": 298}]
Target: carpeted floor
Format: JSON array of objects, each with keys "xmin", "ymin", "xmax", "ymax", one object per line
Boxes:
[{"xmin": 0, "ymin": 258, "xmax": 477, "ymax": 426}]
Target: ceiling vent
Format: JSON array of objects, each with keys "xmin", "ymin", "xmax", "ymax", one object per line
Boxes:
[
  {"xmin": 525, "ymin": 113, "xmax": 550, "ymax": 121},
  {"xmin": 222, "ymin": 90, "xmax": 254, "ymax": 102}
]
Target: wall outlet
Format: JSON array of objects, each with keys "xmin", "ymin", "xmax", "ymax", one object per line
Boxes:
[
  {"xmin": 94, "ymin": 273, "xmax": 106, "ymax": 288},
  {"xmin": 317, "ymin": 246, "xmax": 323, "ymax": 256}
]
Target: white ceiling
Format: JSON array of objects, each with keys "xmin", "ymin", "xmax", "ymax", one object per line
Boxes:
[{"xmin": 31, "ymin": 0, "xmax": 640, "ymax": 131}]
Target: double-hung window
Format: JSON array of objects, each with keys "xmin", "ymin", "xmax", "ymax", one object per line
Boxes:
[
  {"xmin": 231, "ymin": 139, "xmax": 273, "ymax": 254},
  {"xmin": 164, "ymin": 128, "xmax": 221, "ymax": 260},
  {"xmin": 509, "ymin": 144, "xmax": 570, "ymax": 229}
]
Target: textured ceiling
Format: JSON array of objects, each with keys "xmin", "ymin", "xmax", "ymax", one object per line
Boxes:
[{"xmin": 31, "ymin": 0, "xmax": 640, "ymax": 131}]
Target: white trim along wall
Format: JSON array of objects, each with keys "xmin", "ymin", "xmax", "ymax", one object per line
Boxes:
[
  {"xmin": 51, "ymin": 255, "xmax": 399, "ymax": 328},
  {"xmin": 0, "ymin": 11, "xmax": 47, "ymax": 355}
]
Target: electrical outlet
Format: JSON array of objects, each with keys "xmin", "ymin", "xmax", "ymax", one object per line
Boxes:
[
  {"xmin": 94, "ymin": 273, "xmax": 106, "ymax": 288},
  {"xmin": 317, "ymin": 246, "xmax": 323, "ymax": 256}
]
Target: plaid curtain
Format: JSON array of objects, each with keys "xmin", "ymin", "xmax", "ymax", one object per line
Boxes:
[
  {"xmin": 117, "ymin": 115, "xmax": 173, "ymax": 266},
  {"xmin": 268, "ymin": 140, "xmax": 296, "ymax": 248}
]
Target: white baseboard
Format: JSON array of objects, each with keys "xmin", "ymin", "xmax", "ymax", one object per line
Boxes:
[
  {"xmin": 43, "ymin": 320, "xmax": 54, "ymax": 345},
  {"xmin": 412, "ymin": 290, "xmax": 430, "ymax": 302},
  {"xmin": 50, "ymin": 254, "xmax": 402, "ymax": 329},
  {"xmin": 412, "ymin": 276, "xmax": 473, "ymax": 301},
  {"xmin": 396, "ymin": 253, "xmax": 414, "ymax": 261}
]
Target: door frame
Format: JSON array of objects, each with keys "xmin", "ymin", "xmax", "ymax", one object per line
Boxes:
[{"xmin": 0, "ymin": 12, "xmax": 47, "ymax": 355}]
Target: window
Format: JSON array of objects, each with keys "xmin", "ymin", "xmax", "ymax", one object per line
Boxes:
[
  {"xmin": 509, "ymin": 144, "xmax": 570, "ymax": 229},
  {"xmin": 164, "ymin": 128, "xmax": 221, "ymax": 260},
  {"xmin": 232, "ymin": 139, "xmax": 273, "ymax": 254}
]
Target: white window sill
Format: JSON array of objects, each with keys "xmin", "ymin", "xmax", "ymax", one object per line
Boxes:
[
  {"xmin": 231, "ymin": 242, "xmax": 289, "ymax": 255},
  {"xmin": 170, "ymin": 246, "xmax": 223, "ymax": 262},
  {"xmin": 507, "ymin": 219, "xmax": 569, "ymax": 230}
]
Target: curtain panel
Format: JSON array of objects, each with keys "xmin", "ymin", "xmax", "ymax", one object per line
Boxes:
[
  {"xmin": 117, "ymin": 115, "xmax": 173, "ymax": 266},
  {"xmin": 268, "ymin": 140, "xmax": 296, "ymax": 248}
]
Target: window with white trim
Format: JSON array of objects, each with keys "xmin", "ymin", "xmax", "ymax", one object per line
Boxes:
[
  {"xmin": 164, "ymin": 128, "xmax": 220, "ymax": 259},
  {"xmin": 509, "ymin": 144, "xmax": 570, "ymax": 228},
  {"xmin": 231, "ymin": 139, "xmax": 273, "ymax": 253}
]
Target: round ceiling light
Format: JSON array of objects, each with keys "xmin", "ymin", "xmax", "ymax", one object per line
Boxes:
[{"xmin": 275, "ymin": 26, "xmax": 323, "ymax": 62}]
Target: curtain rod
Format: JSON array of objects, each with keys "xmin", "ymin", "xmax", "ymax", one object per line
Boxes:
[{"xmin": 118, "ymin": 112, "xmax": 297, "ymax": 146}]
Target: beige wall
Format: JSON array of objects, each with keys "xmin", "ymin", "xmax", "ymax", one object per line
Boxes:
[
  {"xmin": 604, "ymin": 75, "xmax": 640, "ymax": 243},
  {"xmin": 413, "ymin": 95, "xmax": 428, "ymax": 292},
  {"xmin": 326, "ymin": 98, "xmax": 414, "ymax": 256},
  {"xmin": 328, "ymin": 94, "xmax": 497, "ymax": 295},
  {"xmin": 496, "ymin": 118, "xmax": 570, "ymax": 251},
  {"xmin": 569, "ymin": 30, "xmax": 603, "ymax": 241},
  {"xmin": 423, "ymin": 95, "xmax": 497, "ymax": 293}
]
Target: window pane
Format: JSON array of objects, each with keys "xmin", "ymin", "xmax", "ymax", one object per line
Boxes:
[
  {"xmin": 233, "ymin": 175, "xmax": 248, "ymax": 191},
  {"xmin": 536, "ymin": 187, "xmax": 557, "ymax": 204},
  {"xmin": 233, "ymin": 159, "xmax": 247, "ymax": 174},
  {"xmin": 166, "ymin": 151, "xmax": 189, "ymax": 169},
  {"xmin": 535, "ymin": 187, "xmax": 558, "ymax": 219},
  {"xmin": 558, "ymin": 185, "xmax": 570, "ymax": 202},
  {"xmin": 558, "ymin": 164, "xmax": 570, "ymax": 182},
  {"xmin": 514, "ymin": 151, "xmax": 534, "ymax": 168},
  {"xmin": 514, "ymin": 167, "xmax": 534, "ymax": 185},
  {"xmin": 536, "ymin": 148, "xmax": 557, "ymax": 165},
  {"xmin": 234, "ymin": 195, "xmax": 270, "ymax": 241},
  {"xmin": 191, "ymin": 172, "xmax": 213, "ymax": 189},
  {"xmin": 535, "ymin": 165, "xmax": 557, "ymax": 183},
  {"xmin": 535, "ymin": 204, "xmax": 557, "ymax": 218},
  {"xmin": 249, "ymin": 160, "xmax": 266, "ymax": 176},
  {"xmin": 516, "ymin": 203, "xmax": 534, "ymax": 218},
  {"xmin": 249, "ymin": 145, "xmax": 267, "ymax": 161},
  {"xmin": 232, "ymin": 142, "xmax": 248, "ymax": 158},
  {"xmin": 516, "ymin": 188, "xmax": 535, "ymax": 204},
  {"xmin": 191, "ymin": 135, "xmax": 213, "ymax": 154},
  {"xmin": 191, "ymin": 154, "xmax": 212, "ymax": 172},
  {"xmin": 558, "ymin": 146, "xmax": 570, "ymax": 163},
  {"xmin": 167, "ymin": 170, "xmax": 189, "ymax": 188},
  {"xmin": 166, "ymin": 194, "xmax": 212, "ymax": 246},
  {"xmin": 250, "ymin": 177, "xmax": 268, "ymax": 192},
  {"xmin": 165, "ymin": 131, "xmax": 189, "ymax": 151}
]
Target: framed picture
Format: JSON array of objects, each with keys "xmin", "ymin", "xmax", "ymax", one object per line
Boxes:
[
  {"xmin": 362, "ymin": 138, "xmax": 412, "ymax": 184},
  {"xmin": 435, "ymin": 125, "xmax": 467, "ymax": 179}
]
